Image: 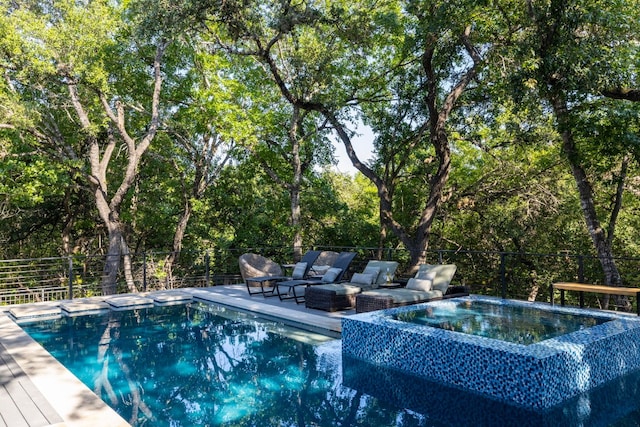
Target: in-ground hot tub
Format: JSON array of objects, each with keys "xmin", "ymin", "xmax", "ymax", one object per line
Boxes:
[{"xmin": 342, "ymin": 296, "xmax": 640, "ymax": 410}]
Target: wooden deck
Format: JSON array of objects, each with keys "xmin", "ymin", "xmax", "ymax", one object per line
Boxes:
[{"xmin": 0, "ymin": 342, "xmax": 63, "ymax": 427}]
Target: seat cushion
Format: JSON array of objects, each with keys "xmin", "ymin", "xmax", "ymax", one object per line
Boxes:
[
  {"xmin": 366, "ymin": 261, "xmax": 399, "ymax": 285},
  {"xmin": 312, "ymin": 283, "xmax": 362, "ymax": 295},
  {"xmin": 361, "ymin": 288, "xmax": 443, "ymax": 304},
  {"xmin": 415, "ymin": 264, "xmax": 457, "ymax": 293}
]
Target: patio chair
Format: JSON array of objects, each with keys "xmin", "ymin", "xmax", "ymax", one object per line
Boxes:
[
  {"xmin": 355, "ymin": 264, "xmax": 469, "ymax": 313},
  {"xmin": 305, "ymin": 260, "xmax": 399, "ymax": 312},
  {"xmin": 239, "ymin": 251, "xmax": 321, "ymax": 297},
  {"xmin": 275, "ymin": 251, "xmax": 357, "ymax": 304}
]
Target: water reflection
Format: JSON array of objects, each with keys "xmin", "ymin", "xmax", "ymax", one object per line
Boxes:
[
  {"xmin": 19, "ymin": 303, "xmax": 640, "ymax": 426},
  {"xmin": 393, "ymin": 300, "xmax": 608, "ymax": 344}
]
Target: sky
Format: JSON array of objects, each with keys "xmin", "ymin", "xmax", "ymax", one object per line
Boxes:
[{"xmin": 331, "ymin": 125, "xmax": 375, "ymax": 175}]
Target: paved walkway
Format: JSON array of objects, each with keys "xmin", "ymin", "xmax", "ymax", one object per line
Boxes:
[{"xmin": 0, "ymin": 285, "xmax": 355, "ymax": 426}]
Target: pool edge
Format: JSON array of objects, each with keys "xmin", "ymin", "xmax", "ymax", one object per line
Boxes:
[{"xmin": 0, "ymin": 313, "xmax": 130, "ymax": 427}]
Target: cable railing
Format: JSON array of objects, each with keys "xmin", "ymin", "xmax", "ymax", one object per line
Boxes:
[{"xmin": 1, "ymin": 247, "xmax": 639, "ymax": 313}]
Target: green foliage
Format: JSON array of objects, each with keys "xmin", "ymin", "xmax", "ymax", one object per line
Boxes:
[{"xmin": 1, "ymin": 0, "xmax": 640, "ymax": 291}]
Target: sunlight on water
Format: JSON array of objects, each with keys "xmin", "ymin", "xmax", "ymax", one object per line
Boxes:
[
  {"xmin": 17, "ymin": 301, "xmax": 640, "ymax": 426},
  {"xmin": 393, "ymin": 299, "xmax": 609, "ymax": 344}
]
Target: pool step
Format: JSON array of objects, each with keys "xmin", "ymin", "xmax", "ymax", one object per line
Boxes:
[{"xmin": 106, "ymin": 295, "xmax": 154, "ymax": 310}]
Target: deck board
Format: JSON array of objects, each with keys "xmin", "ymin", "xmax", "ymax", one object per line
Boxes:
[{"xmin": 0, "ymin": 342, "xmax": 64, "ymax": 427}]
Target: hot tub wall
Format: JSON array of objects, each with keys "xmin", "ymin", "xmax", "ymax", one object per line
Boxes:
[{"xmin": 342, "ymin": 297, "xmax": 640, "ymax": 410}]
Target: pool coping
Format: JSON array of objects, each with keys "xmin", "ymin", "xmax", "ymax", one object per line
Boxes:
[
  {"xmin": 0, "ymin": 285, "xmax": 346, "ymax": 426},
  {"xmin": 0, "ymin": 313, "xmax": 130, "ymax": 427}
]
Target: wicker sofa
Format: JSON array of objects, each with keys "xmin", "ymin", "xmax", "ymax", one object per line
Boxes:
[
  {"xmin": 355, "ymin": 264, "xmax": 469, "ymax": 313},
  {"xmin": 304, "ymin": 260, "xmax": 399, "ymax": 312}
]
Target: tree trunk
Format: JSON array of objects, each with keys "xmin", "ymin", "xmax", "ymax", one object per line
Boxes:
[
  {"xmin": 120, "ymin": 235, "xmax": 137, "ymax": 293},
  {"xmin": 291, "ymin": 187, "xmax": 303, "ymax": 261},
  {"xmin": 164, "ymin": 200, "xmax": 192, "ymax": 289},
  {"xmin": 102, "ymin": 220, "xmax": 123, "ymax": 295},
  {"xmin": 61, "ymin": 189, "xmax": 74, "ymax": 256},
  {"xmin": 550, "ymin": 91, "xmax": 625, "ymax": 309},
  {"xmin": 289, "ymin": 106, "xmax": 304, "ymax": 262}
]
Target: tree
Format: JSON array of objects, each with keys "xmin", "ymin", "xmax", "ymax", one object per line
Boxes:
[
  {"xmin": 511, "ymin": 0, "xmax": 640, "ymax": 306},
  {"xmin": 209, "ymin": 3, "xmax": 337, "ymax": 261},
  {"xmin": 1, "ymin": 0, "xmax": 169, "ymax": 294}
]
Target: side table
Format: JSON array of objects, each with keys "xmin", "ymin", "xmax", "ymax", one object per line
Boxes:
[{"xmin": 378, "ymin": 282, "xmax": 403, "ymax": 289}]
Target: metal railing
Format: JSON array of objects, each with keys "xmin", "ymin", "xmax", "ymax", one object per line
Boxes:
[{"xmin": 1, "ymin": 247, "xmax": 639, "ymax": 312}]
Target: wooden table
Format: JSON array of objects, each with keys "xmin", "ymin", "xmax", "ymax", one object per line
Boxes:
[{"xmin": 551, "ymin": 282, "xmax": 640, "ymax": 315}]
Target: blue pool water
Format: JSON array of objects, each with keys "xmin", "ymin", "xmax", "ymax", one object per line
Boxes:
[
  {"xmin": 392, "ymin": 299, "xmax": 608, "ymax": 344},
  {"xmin": 18, "ymin": 302, "xmax": 640, "ymax": 426}
]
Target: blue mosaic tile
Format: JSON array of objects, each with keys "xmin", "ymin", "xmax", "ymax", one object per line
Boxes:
[{"xmin": 342, "ymin": 295, "xmax": 640, "ymax": 410}]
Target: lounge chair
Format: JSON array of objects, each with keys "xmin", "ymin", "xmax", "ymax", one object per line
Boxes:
[
  {"xmin": 308, "ymin": 250, "xmax": 339, "ymax": 277},
  {"xmin": 239, "ymin": 251, "xmax": 321, "ymax": 296},
  {"xmin": 355, "ymin": 264, "xmax": 469, "ymax": 313},
  {"xmin": 275, "ymin": 251, "xmax": 357, "ymax": 304},
  {"xmin": 304, "ymin": 260, "xmax": 399, "ymax": 312}
]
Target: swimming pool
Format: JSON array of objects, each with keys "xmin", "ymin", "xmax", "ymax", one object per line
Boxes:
[{"xmin": 16, "ymin": 299, "xmax": 640, "ymax": 426}]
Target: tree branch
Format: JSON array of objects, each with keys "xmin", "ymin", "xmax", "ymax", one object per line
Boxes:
[{"xmin": 602, "ymin": 88, "xmax": 640, "ymax": 102}]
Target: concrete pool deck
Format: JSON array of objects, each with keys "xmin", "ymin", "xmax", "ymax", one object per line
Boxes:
[{"xmin": 0, "ymin": 285, "xmax": 353, "ymax": 427}]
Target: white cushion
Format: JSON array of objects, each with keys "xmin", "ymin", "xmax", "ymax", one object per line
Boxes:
[
  {"xmin": 415, "ymin": 270, "xmax": 437, "ymax": 280},
  {"xmin": 361, "ymin": 288, "xmax": 443, "ymax": 303},
  {"xmin": 291, "ymin": 262, "xmax": 307, "ymax": 279},
  {"xmin": 312, "ymin": 283, "xmax": 361, "ymax": 295},
  {"xmin": 406, "ymin": 278, "xmax": 433, "ymax": 292},
  {"xmin": 321, "ymin": 267, "xmax": 342, "ymax": 283},
  {"xmin": 351, "ymin": 272, "xmax": 375, "ymax": 286}
]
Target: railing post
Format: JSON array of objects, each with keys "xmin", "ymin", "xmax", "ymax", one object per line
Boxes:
[
  {"xmin": 500, "ymin": 252, "xmax": 507, "ymax": 299},
  {"xmin": 205, "ymin": 251, "xmax": 210, "ymax": 287},
  {"xmin": 68, "ymin": 257, "xmax": 73, "ymax": 300}
]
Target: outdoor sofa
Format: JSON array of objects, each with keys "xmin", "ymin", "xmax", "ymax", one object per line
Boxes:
[
  {"xmin": 355, "ymin": 264, "xmax": 469, "ymax": 313},
  {"xmin": 304, "ymin": 260, "xmax": 399, "ymax": 312}
]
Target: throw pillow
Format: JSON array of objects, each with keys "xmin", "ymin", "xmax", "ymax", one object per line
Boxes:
[
  {"xmin": 406, "ymin": 278, "xmax": 433, "ymax": 292},
  {"xmin": 321, "ymin": 267, "xmax": 342, "ymax": 283},
  {"xmin": 291, "ymin": 262, "xmax": 308, "ymax": 279},
  {"xmin": 351, "ymin": 272, "xmax": 374, "ymax": 286},
  {"xmin": 362, "ymin": 266, "xmax": 381, "ymax": 283}
]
